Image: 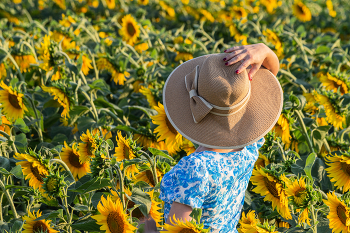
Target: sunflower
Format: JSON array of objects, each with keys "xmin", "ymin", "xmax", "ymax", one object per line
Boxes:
[
  {"xmin": 271, "ymin": 114, "xmax": 292, "ymax": 149},
  {"xmin": 263, "ymin": 29, "xmax": 283, "ymax": 59},
  {"xmin": 316, "ymin": 117, "xmax": 328, "ymax": 126},
  {"xmin": 53, "ymin": 0, "xmax": 66, "ymax": 9},
  {"xmin": 96, "ymin": 57, "xmax": 130, "ymax": 85},
  {"xmin": 106, "ymin": 0, "xmax": 115, "ymax": 9},
  {"xmin": 180, "ymin": 139, "xmax": 196, "ymax": 155},
  {"xmin": 146, "ymin": 189, "xmax": 164, "ymax": 227},
  {"xmin": 0, "ymin": 81, "xmax": 28, "ymax": 122},
  {"xmin": 260, "ymin": 0, "xmax": 282, "ymax": 13},
  {"xmin": 92, "ymin": 195, "xmax": 137, "ymax": 233},
  {"xmin": 121, "ymin": 163, "xmax": 140, "ymax": 179},
  {"xmin": 0, "ymin": 63, "xmax": 6, "ymax": 79},
  {"xmin": 81, "ymin": 55, "xmax": 93, "ymax": 75},
  {"xmin": 199, "ymin": 9, "xmax": 215, "ymax": 22},
  {"xmin": 50, "ymin": 31, "xmax": 78, "ymax": 51},
  {"xmin": 229, "ymin": 24, "xmax": 248, "ymax": 45},
  {"xmin": 318, "ymin": 72, "xmax": 349, "ymax": 95},
  {"xmin": 315, "ymin": 92, "xmax": 345, "ymax": 129},
  {"xmin": 277, "ymin": 221, "xmax": 290, "ymax": 228},
  {"xmin": 134, "ymin": 42, "xmax": 149, "ymax": 53},
  {"xmin": 139, "ymin": 86, "xmax": 157, "ymax": 109},
  {"xmin": 254, "ymin": 152, "xmax": 270, "ymax": 169},
  {"xmin": 303, "ymin": 91, "xmax": 319, "ymax": 115},
  {"xmin": 232, "ymin": 6, "xmax": 248, "ymax": 19},
  {"xmin": 151, "ymin": 102, "xmax": 183, "ymax": 151},
  {"xmin": 326, "ymin": 0, "xmax": 337, "ymax": 17},
  {"xmin": 237, "ymin": 210, "xmax": 260, "ymax": 233},
  {"xmin": 61, "ymin": 141, "xmax": 90, "ymax": 180},
  {"xmin": 0, "ymin": 115, "xmax": 11, "ymax": 136},
  {"xmin": 22, "ymin": 210, "xmax": 58, "ymax": 233},
  {"xmin": 133, "ymin": 165, "xmax": 163, "ymax": 187},
  {"xmin": 159, "ymin": 1, "xmax": 176, "ymax": 18},
  {"xmin": 132, "ymin": 80, "xmax": 144, "ymax": 93},
  {"xmin": 79, "ymin": 129, "xmax": 99, "ymax": 163},
  {"xmin": 41, "ymin": 85, "xmax": 70, "ymax": 119},
  {"xmin": 325, "ymin": 153, "xmax": 350, "ymax": 193},
  {"xmin": 14, "ymin": 153, "xmax": 48, "ymax": 191},
  {"xmin": 163, "ymin": 217, "xmax": 207, "ymax": 232},
  {"xmin": 51, "ymin": 68, "xmax": 62, "ymax": 81},
  {"xmin": 10, "ymin": 54, "xmax": 37, "ymax": 73},
  {"xmin": 324, "ymin": 192, "xmax": 350, "ymax": 232},
  {"xmin": 293, "ymin": 0, "xmax": 312, "ymax": 22},
  {"xmin": 59, "ymin": 14, "xmax": 76, "ymax": 27},
  {"xmin": 175, "ymin": 51, "xmax": 194, "ymax": 62},
  {"xmin": 36, "ymin": 34, "xmax": 53, "ymax": 71},
  {"xmin": 92, "ymin": 127, "xmax": 112, "ymax": 140},
  {"xmin": 250, "ymin": 168, "xmax": 292, "ymax": 219},
  {"xmin": 119, "ymin": 14, "xmax": 140, "ymax": 46},
  {"xmin": 281, "ymin": 175, "xmax": 311, "ymax": 225},
  {"xmin": 114, "ymin": 131, "xmax": 136, "ymax": 162}
]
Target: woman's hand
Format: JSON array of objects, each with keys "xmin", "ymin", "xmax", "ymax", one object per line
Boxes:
[{"xmin": 223, "ymin": 43, "xmax": 279, "ymax": 80}]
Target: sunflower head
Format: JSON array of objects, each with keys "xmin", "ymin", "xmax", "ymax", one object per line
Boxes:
[
  {"xmin": 292, "ymin": 0, "xmax": 312, "ymax": 22},
  {"xmin": 22, "ymin": 210, "xmax": 58, "ymax": 233},
  {"xmin": 0, "ymin": 81, "xmax": 28, "ymax": 122},
  {"xmin": 78, "ymin": 129, "xmax": 101, "ymax": 163},
  {"xmin": 163, "ymin": 216, "xmax": 210, "ymax": 232},
  {"xmin": 324, "ymin": 192, "xmax": 350, "ymax": 232},
  {"xmin": 42, "ymin": 172, "xmax": 66, "ymax": 198},
  {"xmin": 119, "ymin": 14, "xmax": 140, "ymax": 46},
  {"xmin": 114, "ymin": 131, "xmax": 137, "ymax": 161}
]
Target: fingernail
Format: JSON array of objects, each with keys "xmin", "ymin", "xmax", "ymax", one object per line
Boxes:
[
  {"xmin": 224, "ymin": 50, "xmax": 227, "ymax": 52},
  {"xmin": 235, "ymin": 70, "xmax": 239, "ymax": 74},
  {"xmin": 223, "ymin": 57, "xmax": 226, "ymax": 61},
  {"xmin": 225, "ymin": 62, "xmax": 228, "ymax": 65}
]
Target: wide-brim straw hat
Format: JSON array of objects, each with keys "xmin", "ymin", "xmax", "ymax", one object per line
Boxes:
[{"xmin": 163, "ymin": 53, "xmax": 283, "ymax": 149}]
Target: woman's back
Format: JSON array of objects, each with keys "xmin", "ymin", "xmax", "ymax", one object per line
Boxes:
[{"xmin": 159, "ymin": 138, "xmax": 265, "ymax": 233}]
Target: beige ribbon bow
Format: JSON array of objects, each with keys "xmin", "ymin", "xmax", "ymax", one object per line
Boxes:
[{"xmin": 185, "ymin": 65, "xmax": 213, "ymax": 123}]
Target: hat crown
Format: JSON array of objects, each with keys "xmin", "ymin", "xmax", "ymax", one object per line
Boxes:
[{"xmin": 198, "ymin": 54, "xmax": 249, "ymax": 107}]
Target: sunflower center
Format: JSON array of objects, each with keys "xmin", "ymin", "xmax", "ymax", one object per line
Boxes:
[
  {"xmin": 165, "ymin": 117, "xmax": 178, "ymax": 135},
  {"xmin": 146, "ymin": 170, "xmax": 155, "ymax": 186},
  {"xmin": 294, "ymin": 188, "xmax": 307, "ymax": 205},
  {"xmin": 127, "ymin": 200, "xmax": 144, "ymax": 219},
  {"xmin": 337, "ymin": 204, "xmax": 348, "ymax": 225},
  {"xmin": 107, "ymin": 211, "xmax": 125, "ymax": 233},
  {"xmin": 123, "ymin": 144, "xmax": 130, "ymax": 160},
  {"xmin": 179, "ymin": 229, "xmax": 197, "ymax": 233},
  {"xmin": 8, "ymin": 93, "xmax": 21, "ymax": 109},
  {"xmin": 296, "ymin": 4, "xmax": 305, "ymax": 15},
  {"xmin": 69, "ymin": 151, "xmax": 84, "ymax": 168},
  {"xmin": 341, "ymin": 162, "xmax": 350, "ymax": 176},
  {"xmin": 127, "ymin": 22, "xmax": 136, "ymax": 36},
  {"xmin": 33, "ymin": 221, "xmax": 48, "ymax": 233},
  {"xmin": 263, "ymin": 177, "xmax": 280, "ymax": 199},
  {"xmin": 30, "ymin": 165, "xmax": 46, "ymax": 183}
]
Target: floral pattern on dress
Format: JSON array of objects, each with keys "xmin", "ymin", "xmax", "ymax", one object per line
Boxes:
[{"xmin": 159, "ymin": 137, "xmax": 265, "ymax": 233}]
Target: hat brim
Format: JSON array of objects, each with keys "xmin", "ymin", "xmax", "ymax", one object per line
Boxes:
[{"xmin": 163, "ymin": 54, "xmax": 283, "ymax": 149}]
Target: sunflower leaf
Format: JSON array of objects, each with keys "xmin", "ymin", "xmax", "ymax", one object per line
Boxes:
[
  {"xmin": 304, "ymin": 152, "xmax": 316, "ymax": 183},
  {"xmin": 148, "ymin": 147, "xmax": 173, "ymax": 160},
  {"xmin": 35, "ymin": 209, "xmax": 63, "ymax": 221},
  {"xmin": 71, "ymin": 218, "xmax": 101, "ymax": 231},
  {"xmin": 13, "ymin": 118, "xmax": 30, "ymax": 133}
]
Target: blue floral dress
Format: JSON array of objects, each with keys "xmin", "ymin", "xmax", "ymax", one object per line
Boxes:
[{"xmin": 159, "ymin": 138, "xmax": 265, "ymax": 233}]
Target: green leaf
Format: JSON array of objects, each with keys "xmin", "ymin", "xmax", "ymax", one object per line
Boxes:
[
  {"xmin": 89, "ymin": 79, "xmax": 111, "ymax": 94},
  {"xmin": 311, "ymin": 125, "xmax": 331, "ymax": 152},
  {"xmin": 10, "ymin": 165, "xmax": 24, "ymax": 179},
  {"xmin": 123, "ymin": 105, "xmax": 157, "ymax": 118},
  {"xmin": 148, "ymin": 147, "xmax": 173, "ymax": 160},
  {"xmin": 13, "ymin": 118, "xmax": 30, "ymax": 133},
  {"xmin": 43, "ymin": 99, "xmax": 61, "ymax": 108},
  {"xmin": 304, "ymin": 152, "xmax": 316, "ymax": 183},
  {"xmin": 72, "ymin": 204, "xmax": 90, "ymax": 211},
  {"xmin": 35, "ymin": 209, "xmax": 63, "ymax": 220},
  {"xmin": 15, "ymin": 133, "xmax": 28, "ymax": 153},
  {"xmin": 70, "ymin": 177, "xmax": 111, "ymax": 193},
  {"xmin": 130, "ymin": 187, "xmax": 152, "ymax": 217},
  {"xmin": 11, "ymin": 220, "xmax": 23, "ymax": 232},
  {"xmin": 69, "ymin": 105, "xmax": 90, "ymax": 125},
  {"xmin": 76, "ymin": 53, "xmax": 84, "ymax": 74},
  {"xmin": 189, "ymin": 208, "xmax": 202, "ymax": 223},
  {"xmin": 316, "ymin": 45, "xmax": 331, "ymax": 54},
  {"xmin": 91, "ymin": 192, "xmax": 106, "ymax": 208},
  {"xmin": 71, "ymin": 218, "xmax": 101, "ymax": 231},
  {"xmin": 0, "ymin": 157, "xmax": 10, "ymax": 171},
  {"xmin": 51, "ymin": 133, "xmax": 68, "ymax": 145},
  {"xmin": 0, "ymin": 167, "xmax": 11, "ymax": 175}
]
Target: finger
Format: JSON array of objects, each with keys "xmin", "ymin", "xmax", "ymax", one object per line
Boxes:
[
  {"xmin": 247, "ymin": 63, "xmax": 262, "ymax": 80},
  {"xmin": 224, "ymin": 45, "xmax": 244, "ymax": 53},
  {"xmin": 236, "ymin": 56, "xmax": 252, "ymax": 74},
  {"xmin": 223, "ymin": 49, "xmax": 246, "ymax": 62},
  {"xmin": 224, "ymin": 53, "xmax": 246, "ymax": 66}
]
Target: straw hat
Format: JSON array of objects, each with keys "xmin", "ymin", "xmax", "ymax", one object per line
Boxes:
[{"xmin": 163, "ymin": 53, "xmax": 283, "ymax": 149}]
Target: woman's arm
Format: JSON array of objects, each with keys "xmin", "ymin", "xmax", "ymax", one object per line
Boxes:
[
  {"xmin": 144, "ymin": 202, "xmax": 193, "ymax": 232},
  {"xmin": 223, "ymin": 43, "xmax": 279, "ymax": 79}
]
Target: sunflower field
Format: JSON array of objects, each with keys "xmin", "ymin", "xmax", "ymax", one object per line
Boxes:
[{"xmin": 1, "ymin": 0, "xmax": 350, "ymax": 232}]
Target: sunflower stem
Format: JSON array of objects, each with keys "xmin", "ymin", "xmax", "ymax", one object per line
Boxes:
[
  {"xmin": 0, "ymin": 179, "xmax": 19, "ymax": 219},
  {"xmin": 140, "ymin": 150, "xmax": 158, "ymax": 187},
  {"xmin": 157, "ymin": 38, "xmax": 169, "ymax": 62},
  {"xmin": 87, "ymin": 49, "xmax": 99, "ymax": 80},
  {"xmin": 112, "ymin": 165, "xmax": 126, "ymax": 209},
  {"xmin": 276, "ymin": 140, "xmax": 287, "ymax": 162},
  {"xmin": 49, "ymin": 159, "xmax": 75, "ymax": 182},
  {"xmin": 62, "ymin": 188, "xmax": 72, "ymax": 233},
  {"xmin": 310, "ymin": 205, "xmax": 318, "ymax": 233},
  {"xmin": 295, "ymin": 110, "xmax": 315, "ymax": 154},
  {"xmin": 0, "ymin": 193, "xmax": 4, "ymax": 222},
  {"xmin": 26, "ymin": 94, "xmax": 43, "ymax": 143},
  {"xmin": 79, "ymin": 89, "xmax": 99, "ymax": 121}
]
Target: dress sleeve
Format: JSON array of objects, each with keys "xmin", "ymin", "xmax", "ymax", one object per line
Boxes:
[
  {"xmin": 245, "ymin": 137, "xmax": 265, "ymax": 152},
  {"xmin": 159, "ymin": 155, "xmax": 209, "ymax": 209},
  {"xmin": 256, "ymin": 137, "xmax": 265, "ymax": 149}
]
